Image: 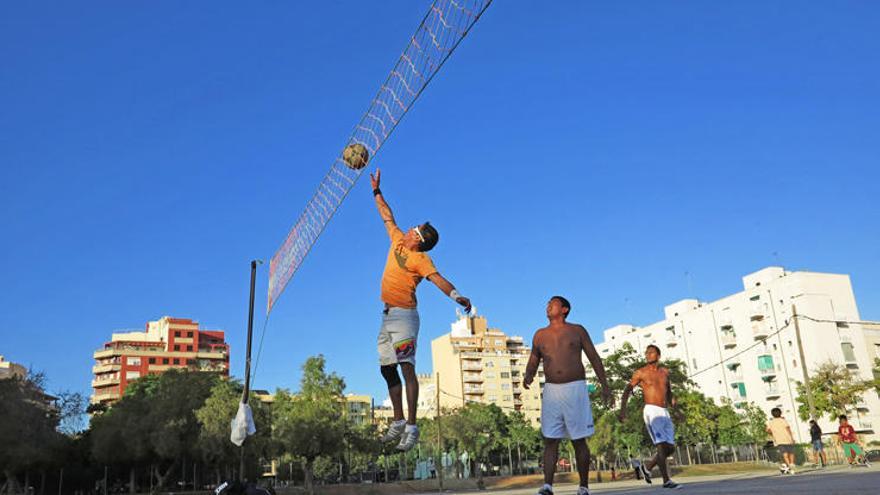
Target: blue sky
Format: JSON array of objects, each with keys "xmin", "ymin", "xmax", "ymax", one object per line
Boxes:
[{"xmin": 2, "ymin": 2, "xmax": 878, "ymax": 403}]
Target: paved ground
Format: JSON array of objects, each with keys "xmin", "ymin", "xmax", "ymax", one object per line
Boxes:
[{"xmin": 430, "ymin": 465, "xmax": 877, "ymax": 495}]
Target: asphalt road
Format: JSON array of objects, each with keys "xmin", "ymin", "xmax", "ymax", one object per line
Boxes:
[{"xmin": 432, "ymin": 465, "xmax": 877, "ymax": 495}]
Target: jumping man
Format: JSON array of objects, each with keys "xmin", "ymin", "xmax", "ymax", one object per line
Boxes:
[
  {"xmin": 523, "ymin": 296, "xmax": 612, "ymax": 495},
  {"xmin": 370, "ymin": 169, "xmax": 472, "ymax": 451},
  {"xmin": 619, "ymin": 345, "xmax": 681, "ymax": 489}
]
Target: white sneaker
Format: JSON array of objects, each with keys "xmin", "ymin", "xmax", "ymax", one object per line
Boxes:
[
  {"xmin": 396, "ymin": 425, "xmax": 419, "ymax": 451},
  {"xmin": 382, "ymin": 419, "xmax": 406, "ymax": 443}
]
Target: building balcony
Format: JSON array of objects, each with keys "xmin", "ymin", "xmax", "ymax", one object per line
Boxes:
[
  {"xmin": 752, "ymin": 322, "xmax": 769, "ymax": 340},
  {"xmin": 759, "ymin": 368, "xmax": 777, "ymax": 379},
  {"xmin": 462, "ymin": 363, "xmax": 482, "ymax": 371},
  {"xmin": 93, "ymin": 349, "xmax": 118, "ymax": 359},
  {"xmin": 91, "ymin": 376, "xmax": 120, "ymax": 388},
  {"xmin": 463, "ymin": 373, "xmax": 483, "ymax": 383},
  {"xmin": 666, "ymin": 337, "xmax": 678, "ymax": 348},
  {"xmin": 90, "ymin": 389, "xmax": 120, "ymax": 404},
  {"xmin": 92, "ymin": 363, "xmax": 121, "ymax": 374},
  {"xmin": 721, "ymin": 334, "xmax": 737, "ymax": 349},
  {"xmin": 749, "ymin": 304, "xmax": 765, "ymax": 321},
  {"xmin": 195, "ymin": 350, "xmax": 227, "ymax": 360},
  {"xmin": 463, "ymin": 386, "xmax": 484, "ymax": 395},
  {"xmin": 764, "ymin": 387, "xmax": 782, "ymax": 400}
]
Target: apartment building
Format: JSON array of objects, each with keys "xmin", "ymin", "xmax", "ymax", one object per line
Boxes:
[
  {"xmin": 431, "ymin": 311, "xmax": 543, "ymax": 425},
  {"xmin": 91, "ymin": 316, "xmax": 229, "ymax": 405},
  {"xmin": 595, "ymin": 267, "xmax": 880, "ymax": 443}
]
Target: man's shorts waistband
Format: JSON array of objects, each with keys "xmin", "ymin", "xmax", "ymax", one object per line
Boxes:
[{"xmin": 383, "ymin": 304, "xmax": 418, "ymax": 314}]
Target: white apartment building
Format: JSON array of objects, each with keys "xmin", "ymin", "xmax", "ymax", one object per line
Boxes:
[
  {"xmin": 595, "ymin": 267, "xmax": 879, "ymax": 443},
  {"xmin": 432, "ymin": 311, "xmax": 543, "ymax": 425}
]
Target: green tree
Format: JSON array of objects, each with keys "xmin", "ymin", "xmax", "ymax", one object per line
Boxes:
[
  {"xmin": 0, "ymin": 372, "xmax": 65, "ymax": 493},
  {"xmin": 272, "ymin": 355, "xmax": 346, "ymax": 495},
  {"xmin": 507, "ymin": 411, "xmax": 541, "ymax": 474},
  {"xmin": 795, "ymin": 361, "xmax": 869, "ymax": 421},
  {"xmin": 89, "ymin": 369, "xmax": 221, "ymax": 493},
  {"xmin": 740, "ymin": 402, "xmax": 768, "ymax": 460},
  {"xmin": 445, "ymin": 403, "xmax": 507, "ymax": 486},
  {"xmin": 194, "ymin": 378, "xmax": 273, "ymax": 485},
  {"xmin": 715, "ymin": 400, "xmax": 748, "ymax": 461},
  {"xmin": 674, "ymin": 390, "xmax": 717, "ymax": 463}
]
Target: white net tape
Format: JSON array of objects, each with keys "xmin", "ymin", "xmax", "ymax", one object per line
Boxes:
[{"xmin": 268, "ymin": 0, "xmax": 493, "ymax": 313}]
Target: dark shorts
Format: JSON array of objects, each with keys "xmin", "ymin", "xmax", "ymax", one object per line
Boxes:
[
  {"xmin": 778, "ymin": 444, "xmax": 795, "ymax": 455},
  {"xmin": 811, "ymin": 440, "xmax": 823, "ymax": 452}
]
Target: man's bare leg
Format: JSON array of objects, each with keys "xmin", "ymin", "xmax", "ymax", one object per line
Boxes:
[
  {"xmin": 654, "ymin": 443, "xmax": 673, "ymax": 483},
  {"xmin": 543, "ymin": 438, "xmax": 560, "ymax": 486},
  {"xmin": 387, "ymin": 386, "xmax": 404, "ymax": 421},
  {"xmin": 571, "ymin": 439, "xmax": 591, "ymax": 489},
  {"xmin": 400, "ymin": 363, "xmax": 419, "ymax": 425}
]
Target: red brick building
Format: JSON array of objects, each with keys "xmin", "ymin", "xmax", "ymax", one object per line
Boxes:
[{"xmin": 91, "ymin": 316, "xmax": 229, "ymax": 405}]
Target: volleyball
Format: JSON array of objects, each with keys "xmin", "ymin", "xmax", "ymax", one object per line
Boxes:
[{"xmin": 342, "ymin": 143, "xmax": 370, "ymax": 170}]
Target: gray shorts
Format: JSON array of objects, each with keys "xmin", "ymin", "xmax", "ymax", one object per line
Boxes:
[
  {"xmin": 377, "ymin": 307, "xmax": 419, "ymax": 366},
  {"xmin": 778, "ymin": 444, "xmax": 795, "ymax": 455}
]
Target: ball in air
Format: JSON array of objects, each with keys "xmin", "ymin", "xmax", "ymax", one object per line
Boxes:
[{"xmin": 342, "ymin": 143, "xmax": 370, "ymax": 170}]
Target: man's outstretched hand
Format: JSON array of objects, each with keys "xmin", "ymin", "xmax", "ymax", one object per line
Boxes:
[
  {"xmin": 456, "ymin": 296, "xmax": 472, "ymax": 314},
  {"xmin": 370, "ymin": 168, "xmax": 381, "ymax": 190}
]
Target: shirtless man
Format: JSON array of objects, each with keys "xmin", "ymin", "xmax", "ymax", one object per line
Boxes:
[
  {"xmin": 370, "ymin": 169, "xmax": 472, "ymax": 451},
  {"xmin": 619, "ymin": 345, "xmax": 680, "ymax": 489},
  {"xmin": 523, "ymin": 296, "xmax": 612, "ymax": 495}
]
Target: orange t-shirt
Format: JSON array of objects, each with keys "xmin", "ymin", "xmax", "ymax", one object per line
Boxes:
[{"xmin": 381, "ymin": 226, "xmax": 438, "ymax": 308}]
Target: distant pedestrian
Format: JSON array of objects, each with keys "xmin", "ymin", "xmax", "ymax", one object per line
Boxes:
[
  {"xmin": 838, "ymin": 415, "xmax": 869, "ymax": 466},
  {"xmin": 809, "ymin": 419, "xmax": 827, "ymax": 467},
  {"xmin": 766, "ymin": 408, "xmax": 796, "ymax": 474}
]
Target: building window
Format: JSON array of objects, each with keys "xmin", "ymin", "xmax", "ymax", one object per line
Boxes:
[
  {"xmin": 175, "ymin": 331, "xmax": 180, "ymax": 337},
  {"xmin": 174, "ymin": 345, "xmax": 180, "ymax": 351},
  {"xmin": 735, "ymin": 383, "xmax": 747, "ymax": 397},
  {"xmin": 187, "ymin": 331, "xmax": 193, "ymax": 338},
  {"xmin": 187, "ymin": 345, "xmax": 193, "ymax": 352},
  {"xmin": 502, "ymin": 383, "xmax": 510, "ymax": 390},
  {"xmin": 173, "ymin": 358, "xmax": 180, "ymax": 365},
  {"xmin": 129, "ymin": 357, "xmax": 141, "ymax": 366},
  {"xmin": 148, "ymin": 358, "xmax": 156, "ymax": 364},
  {"xmin": 757, "ymin": 355, "xmax": 774, "ymax": 371},
  {"xmin": 841, "ymin": 343, "xmax": 857, "ymax": 363},
  {"xmin": 501, "ymin": 372, "xmax": 510, "ymax": 378},
  {"xmin": 163, "ymin": 358, "xmax": 169, "ymax": 365}
]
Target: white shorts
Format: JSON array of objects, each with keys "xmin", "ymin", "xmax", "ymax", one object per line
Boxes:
[
  {"xmin": 643, "ymin": 404, "xmax": 675, "ymax": 445},
  {"xmin": 377, "ymin": 307, "xmax": 419, "ymax": 366},
  {"xmin": 540, "ymin": 381, "xmax": 594, "ymax": 440}
]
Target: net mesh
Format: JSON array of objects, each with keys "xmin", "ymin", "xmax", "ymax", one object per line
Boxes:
[{"xmin": 268, "ymin": 0, "xmax": 493, "ymax": 313}]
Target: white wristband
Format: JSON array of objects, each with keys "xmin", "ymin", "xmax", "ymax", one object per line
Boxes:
[{"xmin": 449, "ymin": 289, "xmax": 462, "ymax": 301}]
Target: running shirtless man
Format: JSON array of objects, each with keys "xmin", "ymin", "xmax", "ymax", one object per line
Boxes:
[
  {"xmin": 619, "ymin": 345, "xmax": 681, "ymax": 489},
  {"xmin": 523, "ymin": 296, "xmax": 612, "ymax": 495}
]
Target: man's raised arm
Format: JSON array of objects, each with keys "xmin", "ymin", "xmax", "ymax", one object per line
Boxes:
[{"xmin": 370, "ymin": 169, "xmax": 398, "ymax": 236}]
